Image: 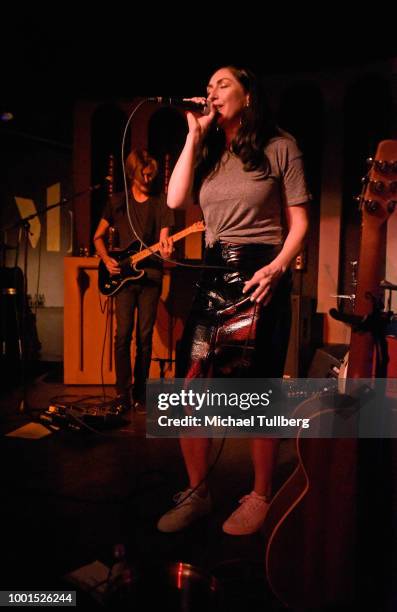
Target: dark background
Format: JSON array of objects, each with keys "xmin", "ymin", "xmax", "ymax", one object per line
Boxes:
[{"xmin": 2, "ymin": 10, "xmax": 397, "ymax": 136}]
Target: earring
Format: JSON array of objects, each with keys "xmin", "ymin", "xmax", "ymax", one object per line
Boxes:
[{"xmin": 239, "ymin": 101, "xmax": 249, "ymax": 126}]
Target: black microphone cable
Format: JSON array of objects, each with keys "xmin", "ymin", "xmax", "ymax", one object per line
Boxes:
[{"xmin": 120, "ymin": 98, "xmax": 232, "ymax": 274}]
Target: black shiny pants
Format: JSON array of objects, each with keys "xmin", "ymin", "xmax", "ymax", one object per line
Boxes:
[{"xmin": 176, "ymin": 242, "xmax": 292, "ymax": 379}]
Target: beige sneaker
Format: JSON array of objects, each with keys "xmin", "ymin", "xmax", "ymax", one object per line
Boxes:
[
  {"xmin": 222, "ymin": 491, "xmax": 270, "ymax": 535},
  {"xmin": 157, "ymin": 489, "xmax": 212, "ymax": 533}
]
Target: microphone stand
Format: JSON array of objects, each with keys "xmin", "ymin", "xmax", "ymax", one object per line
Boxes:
[{"xmin": 1, "ymin": 184, "xmax": 102, "ymax": 416}]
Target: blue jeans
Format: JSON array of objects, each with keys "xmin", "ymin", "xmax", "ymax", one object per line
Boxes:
[{"xmin": 114, "ymin": 278, "xmax": 161, "ymax": 401}]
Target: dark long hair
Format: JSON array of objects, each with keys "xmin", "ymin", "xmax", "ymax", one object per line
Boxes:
[{"xmin": 194, "ymin": 66, "xmax": 280, "ymax": 192}]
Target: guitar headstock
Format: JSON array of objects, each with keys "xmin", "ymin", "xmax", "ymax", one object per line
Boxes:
[
  {"xmin": 359, "ymin": 140, "xmax": 397, "ymax": 224},
  {"xmin": 191, "ymin": 220, "xmax": 205, "ymax": 232}
]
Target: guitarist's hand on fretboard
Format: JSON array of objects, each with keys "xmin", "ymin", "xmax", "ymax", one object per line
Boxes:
[{"xmin": 159, "ymin": 237, "xmax": 174, "ymax": 259}]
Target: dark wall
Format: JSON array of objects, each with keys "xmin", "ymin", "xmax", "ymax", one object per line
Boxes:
[
  {"xmin": 277, "ymin": 81, "xmax": 324, "ymax": 300},
  {"xmin": 341, "ymin": 74, "xmax": 394, "ymax": 312},
  {"xmin": 0, "ymin": 101, "xmax": 73, "ymax": 306}
]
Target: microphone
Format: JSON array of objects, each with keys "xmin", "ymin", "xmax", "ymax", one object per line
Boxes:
[{"xmin": 148, "ymin": 97, "xmax": 210, "ymax": 115}]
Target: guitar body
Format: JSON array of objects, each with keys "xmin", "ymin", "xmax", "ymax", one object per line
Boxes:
[
  {"xmin": 264, "ymin": 140, "xmax": 397, "ymax": 609},
  {"xmin": 98, "ymin": 243, "xmax": 145, "ymax": 297},
  {"xmin": 97, "ymin": 221, "xmax": 205, "ymax": 297},
  {"xmin": 264, "ymin": 401, "xmax": 358, "ymax": 609}
]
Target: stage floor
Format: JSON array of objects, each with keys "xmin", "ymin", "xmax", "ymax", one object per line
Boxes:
[{"xmin": 0, "ymin": 363, "xmax": 296, "ymax": 610}]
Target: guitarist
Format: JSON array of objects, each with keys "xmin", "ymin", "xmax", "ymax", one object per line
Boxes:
[{"xmin": 93, "ymin": 149, "xmax": 174, "ymax": 413}]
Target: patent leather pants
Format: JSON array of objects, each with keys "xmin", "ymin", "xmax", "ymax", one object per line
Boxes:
[{"xmin": 176, "ymin": 242, "xmax": 292, "ymax": 379}]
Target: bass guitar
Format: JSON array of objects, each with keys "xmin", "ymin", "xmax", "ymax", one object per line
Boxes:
[
  {"xmin": 98, "ymin": 221, "xmax": 204, "ymax": 296},
  {"xmin": 263, "ymin": 140, "xmax": 397, "ymax": 610}
]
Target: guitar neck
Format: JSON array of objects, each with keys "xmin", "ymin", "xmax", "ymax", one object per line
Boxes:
[
  {"xmin": 347, "ymin": 139, "xmax": 397, "ymax": 379},
  {"xmin": 348, "ymin": 222, "xmax": 387, "ymax": 378},
  {"xmin": 130, "ymin": 224, "xmax": 203, "ymax": 265}
]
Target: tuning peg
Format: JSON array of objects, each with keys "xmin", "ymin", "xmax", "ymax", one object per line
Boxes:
[
  {"xmin": 388, "ymin": 200, "xmax": 397, "ymax": 213},
  {"xmin": 374, "ymin": 160, "xmax": 391, "ymax": 173},
  {"xmin": 364, "ymin": 199, "xmax": 379, "ymax": 213},
  {"xmin": 369, "ymin": 180, "xmax": 385, "ymax": 193}
]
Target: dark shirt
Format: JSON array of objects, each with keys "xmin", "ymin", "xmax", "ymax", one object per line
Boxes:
[{"xmin": 102, "ymin": 191, "xmax": 174, "ymax": 280}]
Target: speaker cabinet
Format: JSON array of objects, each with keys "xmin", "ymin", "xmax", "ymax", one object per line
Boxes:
[{"xmin": 308, "ymin": 344, "xmax": 349, "ymax": 378}]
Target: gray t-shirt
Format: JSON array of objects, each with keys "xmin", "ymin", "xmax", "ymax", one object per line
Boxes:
[{"xmin": 199, "ymin": 136, "xmax": 311, "ymax": 246}]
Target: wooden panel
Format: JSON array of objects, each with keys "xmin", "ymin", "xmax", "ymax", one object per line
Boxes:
[
  {"xmin": 184, "ymin": 205, "xmax": 203, "ymax": 259},
  {"xmin": 64, "ymin": 257, "xmax": 114, "ymax": 384}
]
